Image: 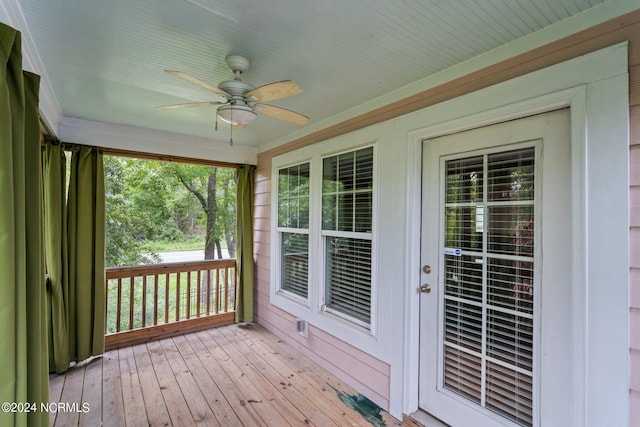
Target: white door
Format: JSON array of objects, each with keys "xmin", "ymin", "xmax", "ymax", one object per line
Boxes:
[{"xmin": 419, "ymin": 109, "xmax": 572, "ymax": 427}]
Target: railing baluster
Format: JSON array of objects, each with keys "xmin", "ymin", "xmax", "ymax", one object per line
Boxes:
[
  {"xmin": 165, "ymin": 273, "xmax": 170, "ymax": 325},
  {"xmin": 116, "ymin": 278, "xmax": 122, "ymax": 332},
  {"xmin": 196, "ymin": 270, "xmax": 201, "ymax": 317},
  {"xmin": 206, "ymin": 269, "xmax": 211, "ymax": 316},
  {"xmin": 142, "ymin": 275, "xmax": 147, "ymax": 327},
  {"xmin": 233, "ymin": 265, "xmax": 237, "ymax": 311},
  {"xmin": 176, "ymin": 272, "xmax": 181, "ymax": 321},
  {"xmin": 129, "ymin": 278, "xmax": 135, "ymax": 330},
  {"xmin": 215, "ymin": 268, "xmax": 220, "ymax": 314},
  {"xmin": 186, "ymin": 271, "xmax": 191, "ymax": 319},
  {"xmin": 224, "ymin": 267, "xmax": 229, "ymax": 312},
  {"xmin": 153, "ymin": 274, "xmax": 159, "ymax": 326}
]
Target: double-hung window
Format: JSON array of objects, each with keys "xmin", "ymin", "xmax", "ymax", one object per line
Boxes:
[
  {"xmin": 321, "ymin": 147, "xmax": 374, "ymax": 327},
  {"xmin": 273, "ymin": 144, "xmax": 375, "ymax": 331},
  {"xmin": 277, "ymin": 163, "xmax": 310, "ymax": 299}
]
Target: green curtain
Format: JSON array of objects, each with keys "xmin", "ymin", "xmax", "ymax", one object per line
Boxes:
[
  {"xmin": 235, "ymin": 164, "xmax": 255, "ymax": 323},
  {"xmin": 67, "ymin": 147, "xmax": 106, "ymax": 361},
  {"xmin": 43, "ymin": 144, "xmax": 69, "ymax": 373},
  {"xmin": 45, "ymin": 144, "xmax": 105, "ymax": 372},
  {"xmin": 0, "ymin": 23, "xmax": 49, "ymax": 427}
]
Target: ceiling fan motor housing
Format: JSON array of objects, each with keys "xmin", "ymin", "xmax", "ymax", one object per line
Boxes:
[{"xmin": 218, "ymin": 79, "xmax": 254, "ymax": 97}]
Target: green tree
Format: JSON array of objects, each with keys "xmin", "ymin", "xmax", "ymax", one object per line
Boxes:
[
  {"xmin": 104, "ymin": 156, "xmax": 237, "ymax": 266},
  {"xmin": 104, "ymin": 156, "xmax": 161, "ymax": 266},
  {"xmin": 169, "ymin": 164, "xmax": 236, "ymax": 259}
]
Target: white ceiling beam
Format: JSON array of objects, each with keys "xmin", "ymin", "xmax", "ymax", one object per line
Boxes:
[{"xmin": 59, "ymin": 117, "xmax": 257, "ymax": 165}]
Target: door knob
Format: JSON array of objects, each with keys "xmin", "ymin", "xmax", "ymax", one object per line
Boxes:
[{"xmin": 419, "ymin": 284, "xmax": 432, "ymax": 294}]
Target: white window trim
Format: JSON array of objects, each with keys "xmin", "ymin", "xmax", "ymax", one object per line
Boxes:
[
  {"xmin": 272, "ymin": 158, "xmax": 314, "ymax": 308},
  {"xmin": 270, "ymin": 140, "xmax": 380, "ymax": 350}
]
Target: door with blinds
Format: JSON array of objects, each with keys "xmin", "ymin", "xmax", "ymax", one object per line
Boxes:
[{"xmin": 419, "ymin": 109, "xmax": 572, "ymax": 427}]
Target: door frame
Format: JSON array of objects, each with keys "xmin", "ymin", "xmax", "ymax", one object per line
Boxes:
[{"xmin": 400, "ymin": 43, "xmax": 628, "ymax": 426}]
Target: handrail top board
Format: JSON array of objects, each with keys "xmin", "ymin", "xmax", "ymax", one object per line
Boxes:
[{"xmin": 106, "ymin": 259, "xmax": 236, "ymax": 278}]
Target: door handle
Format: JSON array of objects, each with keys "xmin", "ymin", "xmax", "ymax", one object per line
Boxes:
[{"xmin": 419, "ymin": 284, "xmax": 432, "ymax": 294}]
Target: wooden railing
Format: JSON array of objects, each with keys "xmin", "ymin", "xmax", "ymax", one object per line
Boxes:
[{"xmin": 104, "ymin": 259, "xmax": 236, "ymax": 350}]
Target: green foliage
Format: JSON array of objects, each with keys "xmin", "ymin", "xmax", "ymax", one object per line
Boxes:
[{"xmin": 104, "ymin": 155, "xmax": 237, "ymax": 267}]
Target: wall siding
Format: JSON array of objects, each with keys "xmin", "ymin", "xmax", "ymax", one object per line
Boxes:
[
  {"xmin": 252, "ymin": 158, "xmax": 392, "ymax": 408},
  {"xmin": 254, "ymin": 9, "xmax": 640, "ymax": 423}
]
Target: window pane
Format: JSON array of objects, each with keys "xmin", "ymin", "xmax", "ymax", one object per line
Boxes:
[
  {"xmin": 281, "ymin": 232, "xmax": 309, "ymax": 298},
  {"xmin": 355, "ymin": 148, "xmax": 374, "ymax": 190},
  {"xmin": 446, "ymin": 156, "xmax": 483, "ymax": 204},
  {"xmin": 322, "ymin": 146, "xmax": 373, "ymax": 233},
  {"xmin": 488, "ymin": 205, "xmax": 534, "ymax": 256},
  {"xmin": 445, "ymin": 205, "xmax": 483, "ymax": 251},
  {"xmin": 488, "ymin": 148, "xmax": 535, "ymax": 202},
  {"xmin": 278, "ymin": 163, "xmax": 310, "ymax": 228},
  {"xmin": 354, "ymin": 192, "xmax": 372, "ymax": 233},
  {"xmin": 325, "ymin": 237, "xmax": 372, "ymax": 324}
]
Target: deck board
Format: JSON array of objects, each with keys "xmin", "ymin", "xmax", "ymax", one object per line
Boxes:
[
  {"xmin": 131, "ymin": 342, "xmax": 172, "ymax": 426},
  {"xmin": 48, "ymin": 324, "xmax": 402, "ymax": 426}
]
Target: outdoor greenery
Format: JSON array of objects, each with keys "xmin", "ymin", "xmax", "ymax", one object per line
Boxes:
[{"xmin": 104, "ymin": 156, "xmax": 237, "ymax": 267}]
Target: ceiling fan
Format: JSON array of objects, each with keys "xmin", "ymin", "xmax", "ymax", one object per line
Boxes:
[{"xmin": 158, "ymin": 55, "xmax": 309, "ymax": 131}]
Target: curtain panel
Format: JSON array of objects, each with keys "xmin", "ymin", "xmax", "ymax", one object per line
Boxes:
[
  {"xmin": 0, "ymin": 23, "xmax": 49, "ymax": 427},
  {"xmin": 235, "ymin": 164, "xmax": 255, "ymax": 323},
  {"xmin": 67, "ymin": 147, "xmax": 106, "ymax": 361},
  {"xmin": 43, "ymin": 144, "xmax": 69, "ymax": 373},
  {"xmin": 45, "ymin": 145, "xmax": 106, "ymax": 372}
]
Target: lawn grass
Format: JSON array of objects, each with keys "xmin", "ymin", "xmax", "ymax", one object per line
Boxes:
[{"xmin": 146, "ymin": 236, "xmax": 206, "ymax": 252}]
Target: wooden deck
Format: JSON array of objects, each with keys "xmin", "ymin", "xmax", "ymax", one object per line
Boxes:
[{"xmin": 48, "ymin": 324, "xmax": 402, "ymax": 426}]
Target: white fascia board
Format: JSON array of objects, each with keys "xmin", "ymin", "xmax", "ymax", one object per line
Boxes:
[
  {"xmin": 1, "ymin": 0, "xmax": 62, "ymax": 136},
  {"xmin": 59, "ymin": 117, "xmax": 257, "ymax": 165},
  {"xmin": 260, "ymin": 0, "xmax": 639, "ymax": 153}
]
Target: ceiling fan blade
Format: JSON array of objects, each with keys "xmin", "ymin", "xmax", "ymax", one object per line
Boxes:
[
  {"xmin": 165, "ymin": 70, "xmax": 230, "ymax": 98},
  {"xmin": 157, "ymin": 101, "xmax": 223, "ymax": 110},
  {"xmin": 246, "ymin": 80, "xmax": 302, "ymax": 102},
  {"xmin": 256, "ymin": 103, "xmax": 309, "ymax": 125}
]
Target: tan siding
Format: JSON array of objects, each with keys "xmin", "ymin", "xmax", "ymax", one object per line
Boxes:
[
  {"xmin": 255, "ymin": 299, "xmax": 390, "ymax": 409},
  {"xmin": 254, "ymin": 8, "xmax": 640, "ymax": 421},
  {"xmin": 252, "ymin": 151, "xmax": 392, "ymax": 409}
]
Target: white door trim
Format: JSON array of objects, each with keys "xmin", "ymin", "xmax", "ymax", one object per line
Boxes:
[{"xmin": 402, "ymin": 42, "xmax": 628, "ymax": 426}]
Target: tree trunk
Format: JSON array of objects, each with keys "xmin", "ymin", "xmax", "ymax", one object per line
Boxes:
[{"xmin": 204, "ymin": 168, "xmax": 217, "ymax": 260}]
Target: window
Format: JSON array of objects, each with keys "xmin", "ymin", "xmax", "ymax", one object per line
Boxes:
[
  {"xmin": 272, "ymin": 144, "xmax": 376, "ymax": 332},
  {"xmin": 322, "ymin": 147, "xmax": 374, "ymax": 326},
  {"xmin": 277, "ymin": 163, "xmax": 310, "ymax": 299}
]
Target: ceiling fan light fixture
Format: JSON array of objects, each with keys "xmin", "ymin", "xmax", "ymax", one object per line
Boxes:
[{"xmin": 216, "ymin": 104, "xmax": 257, "ymax": 126}]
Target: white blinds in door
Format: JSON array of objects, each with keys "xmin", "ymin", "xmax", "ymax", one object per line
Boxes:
[{"xmin": 442, "ymin": 147, "xmax": 536, "ymax": 427}]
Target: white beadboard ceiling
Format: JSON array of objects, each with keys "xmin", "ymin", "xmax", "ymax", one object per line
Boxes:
[{"xmin": 11, "ymin": 0, "xmax": 624, "ymax": 153}]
